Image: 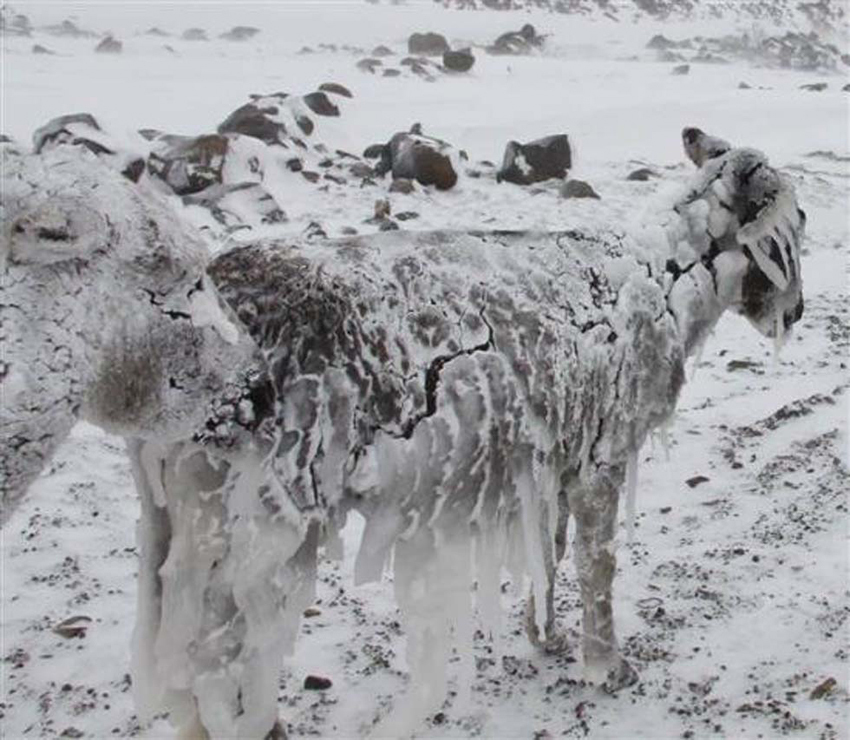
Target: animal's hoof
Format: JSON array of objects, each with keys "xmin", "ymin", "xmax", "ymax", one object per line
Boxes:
[{"xmin": 601, "ymin": 657, "xmax": 638, "ymax": 694}]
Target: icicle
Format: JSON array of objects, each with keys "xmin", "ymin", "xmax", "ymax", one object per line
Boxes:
[{"xmin": 625, "ymin": 446, "xmax": 639, "ymax": 545}]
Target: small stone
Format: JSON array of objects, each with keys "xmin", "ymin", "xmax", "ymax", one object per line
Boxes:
[
  {"xmin": 356, "ymin": 58, "xmax": 382, "ymax": 73},
  {"xmin": 301, "ymin": 171, "xmax": 320, "ymax": 183},
  {"xmin": 182, "ymin": 28, "xmax": 207, "ymax": 41},
  {"xmin": 389, "ymin": 178, "xmax": 415, "ymax": 194},
  {"xmin": 560, "ymin": 179, "xmax": 600, "ymax": 199},
  {"xmin": 379, "ymin": 220, "xmax": 399, "ymax": 231},
  {"xmin": 95, "ymin": 36, "xmax": 122, "ymax": 54},
  {"xmin": 371, "ymin": 45, "xmax": 394, "ymax": 57},
  {"xmin": 685, "ymin": 475, "xmax": 710, "ymax": 489},
  {"xmin": 443, "ymin": 47, "xmax": 475, "ymax": 73},
  {"xmin": 53, "ymin": 616, "xmax": 92, "ymax": 639},
  {"xmin": 304, "ymin": 675, "xmax": 332, "ymax": 690},
  {"xmin": 383, "ymin": 68, "xmax": 402, "ymax": 77},
  {"xmin": 32, "ymin": 44, "xmax": 55, "ymax": 55},
  {"xmin": 626, "ymin": 167, "xmax": 656, "ymax": 181},
  {"xmin": 395, "ymin": 211, "xmax": 419, "ymax": 221},
  {"xmin": 349, "ymin": 162, "xmax": 374, "ymax": 178},
  {"xmin": 286, "ymin": 158, "xmax": 303, "ymax": 172},
  {"xmin": 660, "ymin": 506, "xmax": 672, "ymax": 514},
  {"xmin": 303, "ymin": 607, "xmax": 322, "ymax": 618},
  {"xmin": 738, "ymin": 81, "xmax": 752, "ymax": 89},
  {"xmin": 60, "ymin": 729, "xmax": 84, "ymax": 738},
  {"xmin": 799, "ymin": 82, "xmax": 827, "ymax": 92},
  {"xmin": 340, "ymin": 226, "xmax": 358, "ymax": 235},
  {"xmin": 810, "ymin": 677, "xmax": 836, "ymax": 699},
  {"xmin": 319, "ymin": 82, "xmax": 353, "ymax": 98},
  {"xmin": 672, "ymin": 64, "xmax": 690, "ymax": 75}
]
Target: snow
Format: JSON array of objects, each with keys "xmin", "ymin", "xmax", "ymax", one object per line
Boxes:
[{"xmin": 2, "ymin": 1, "xmax": 848, "ymax": 738}]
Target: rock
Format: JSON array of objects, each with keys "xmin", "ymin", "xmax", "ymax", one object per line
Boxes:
[
  {"xmin": 220, "ymin": 26, "xmax": 260, "ymax": 41},
  {"xmin": 738, "ymin": 81, "xmax": 752, "ymax": 89},
  {"xmin": 374, "ymin": 199, "xmax": 391, "ymax": 219},
  {"xmin": 376, "ymin": 131, "xmax": 457, "ymax": 190},
  {"xmin": 285, "ymin": 158, "xmax": 303, "ymax": 172},
  {"xmin": 182, "ymin": 28, "xmax": 208, "ymax": 41},
  {"xmin": 396, "ymin": 211, "xmax": 419, "ymax": 221},
  {"xmin": 33, "ymin": 113, "xmax": 146, "ymax": 182},
  {"xmin": 218, "ymin": 100, "xmax": 287, "ymax": 145},
  {"xmin": 144, "ymin": 27, "xmax": 170, "ymax": 37},
  {"xmin": 349, "ymin": 162, "xmax": 374, "ymax": 178},
  {"xmin": 32, "ymin": 44, "xmax": 54, "ymax": 55},
  {"xmin": 626, "ymin": 168, "xmax": 656, "ymax": 181},
  {"xmin": 303, "ymin": 607, "xmax": 322, "ymax": 618},
  {"xmin": 59, "ymin": 728, "xmax": 84, "ymax": 738},
  {"xmin": 303, "ymin": 91, "xmax": 339, "ymax": 117},
  {"xmin": 389, "ymin": 178, "xmax": 415, "ymax": 194},
  {"xmin": 681, "ymin": 127, "xmax": 731, "ymax": 167},
  {"xmin": 148, "ymin": 133, "xmax": 230, "ymax": 195},
  {"xmin": 496, "ymin": 134, "xmax": 571, "ymax": 186},
  {"xmin": 379, "ymin": 220, "xmax": 399, "ymax": 232},
  {"xmin": 560, "ymin": 179, "xmax": 600, "ymax": 199},
  {"xmin": 685, "ymin": 475, "xmax": 710, "ymax": 488},
  {"xmin": 371, "ymin": 44, "xmax": 394, "ymax": 57},
  {"xmin": 95, "ymin": 36, "xmax": 122, "ymax": 54},
  {"xmin": 408, "ymin": 32, "xmax": 449, "ymax": 56},
  {"xmin": 443, "ymin": 47, "xmax": 475, "ymax": 72},
  {"xmin": 357, "ymin": 58, "xmax": 383, "ymax": 73},
  {"xmin": 488, "ymin": 23, "xmax": 545, "ymax": 56},
  {"xmin": 296, "ymin": 115, "xmax": 313, "ymax": 135},
  {"xmin": 647, "ymin": 34, "xmax": 684, "ymax": 50},
  {"xmin": 2, "ymin": 13, "xmax": 32, "ymax": 36},
  {"xmin": 383, "ymin": 68, "xmax": 402, "ymax": 77},
  {"xmin": 799, "ymin": 82, "xmax": 827, "ymax": 91},
  {"xmin": 340, "ymin": 226, "xmax": 358, "ymax": 235},
  {"xmin": 363, "ymin": 144, "xmax": 386, "ymax": 160},
  {"xmin": 810, "ymin": 677, "xmax": 836, "ymax": 699},
  {"xmin": 301, "ymin": 171, "xmax": 320, "ymax": 183},
  {"xmin": 53, "ymin": 616, "xmax": 92, "ymax": 639},
  {"xmin": 658, "ymin": 50, "xmax": 687, "ymax": 63},
  {"xmin": 319, "ymin": 82, "xmax": 353, "ymax": 98},
  {"xmin": 843, "ymin": 83, "xmax": 850, "ymax": 92},
  {"xmin": 184, "ymin": 182, "xmax": 286, "ymax": 229},
  {"xmin": 672, "ymin": 63, "xmax": 690, "ymax": 75},
  {"xmin": 44, "ymin": 20, "xmax": 97, "ymax": 38}
]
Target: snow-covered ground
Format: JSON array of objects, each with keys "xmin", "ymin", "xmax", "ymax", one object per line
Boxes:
[{"xmin": 1, "ymin": 1, "xmax": 848, "ymax": 738}]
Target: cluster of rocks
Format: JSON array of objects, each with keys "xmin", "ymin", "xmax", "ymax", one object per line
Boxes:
[
  {"xmin": 355, "ymin": 32, "xmax": 476, "ymax": 80},
  {"xmin": 648, "ymin": 29, "xmax": 849, "ymax": 72},
  {"xmin": 486, "ymin": 23, "xmax": 547, "ymax": 55}
]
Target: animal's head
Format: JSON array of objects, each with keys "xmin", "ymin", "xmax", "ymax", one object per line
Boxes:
[
  {"xmin": 674, "ymin": 135, "xmax": 805, "ymax": 343},
  {"xmin": 1, "ymin": 146, "xmax": 254, "ymax": 522}
]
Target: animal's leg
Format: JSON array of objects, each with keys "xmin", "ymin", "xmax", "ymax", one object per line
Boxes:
[
  {"xmin": 525, "ymin": 488, "xmax": 571, "ymax": 654},
  {"xmin": 569, "ymin": 473, "xmax": 637, "ymax": 692}
]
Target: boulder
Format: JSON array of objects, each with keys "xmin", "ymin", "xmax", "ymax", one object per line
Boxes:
[
  {"xmin": 371, "ymin": 45, "xmax": 394, "ymax": 57},
  {"xmin": 95, "ymin": 36, "xmax": 122, "ymax": 54},
  {"xmin": 560, "ymin": 179, "xmax": 600, "ymax": 199},
  {"xmin": 32, "ymin": 44, "xmax": 54, "ymax": 55},
  {"xmin": 218, "ymin": 102, "xmax": 288, "ymax": 145},
  {"xmin": 147, "ymin": 134, "xmax": 230, "ymax": 195},
  {"xmin": 496, "ymin": 134, "xmax": 571, "ymax": 185},
  {"xmin": 303, "ymin": 92, "xmax": 339, "ymax": 117},
  {"xmin": 319, "ymin": 82, "xmax": 353, "ymax": 98},
  {"xmin": 408, "ymin": 32, "xmax": 449, "ymax": 56},
  {"xmin": 182, "ymin": 28, "xmax": 208, "ymax": 41},
  {"xmin": 672, "ymin": 63, "xmax": 690, "ymax": 75},
  {"xmin": 374, "ymin": 129, "xmax": 458, "ymax": 190},
  {"xmin": 33, "ymin": 113, "xmax": 145, "ymax": 182},
  {"xmin": 220, "ymin": 26, "xmax": 260, "ymax": 41},
  {"xmin": 443, "ymin": 48, "xmax": 475, "ymax": 72},
  {"xmin": 626, "ymin": 168, "xmax": 656, "ymax": 181},
  {"xmin": 488, "ymin": 23, "xmax": 545, "ymax": 55}
]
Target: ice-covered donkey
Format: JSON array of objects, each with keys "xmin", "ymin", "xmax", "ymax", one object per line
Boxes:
[{"xmin": 0, "ymin": 128, "xmax": 804, "ymax": 739}]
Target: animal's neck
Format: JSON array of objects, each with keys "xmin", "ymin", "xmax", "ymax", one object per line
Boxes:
[{"xmin": 665, "ymin": 250, "xmax": 748, "ymax": 358}]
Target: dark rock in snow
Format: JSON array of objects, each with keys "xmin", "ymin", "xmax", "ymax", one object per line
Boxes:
[
  {"xmin": 383, "ymin": 69, "xmax": 402, "ymax": 77},
  {"xmin": 396, "ymin": 211, "xmax": 419, "ymax": 221},
  {"xmin": 672, "ymin": 63, "xmax": 690, "ymax": 75},
  {"xmin": 626, "ymin": 168, "xmax": 656, "ymax": 181},
  {"xmin": 371, "ymin": 44, "xmax": 394, "ymax": 57},
  {"xmin": 301, "ymin": 171, "xmax": 320, "ymax": 183},
  {"xmin": 32, "ymin": 44, "xmax": 55, "ymax": 55},
  {"xmin": 408, "ymin": 32, "xmax": 449, "ymax": 56},
  {"xmin": 357, "ymin": 58, "xmax": 383, "ymax": 73},
  {"xmin": 95, "ymin": 36, "xmax": 123, "ymax": 54},
  {"xmin": 182, "ymin": 28, "xmax": 208, "ymax": 41},
  {"xmin": 304, "ymin": 674, "xmax": 332, "ymax": 691},
  {"xmin": 561, "ymin": 179, "xmax": 600, "ymax": 199},
  {"xmin": 220, "ymin": 26, "xmax": 260, "ymax": 41},
  {"xmin": 44, "ymin": 20, "xmax": 98, "ymax": 38},
  {"xmin": 2, "ymin": 13, "xmax": 32, "ymax": 36},
  {"xmin": 144, "ymin": 27, "xmax": 170, "ymax": 37},
  {"xmin": 685, "ymin": 475, "xmax": 710, "ymax": 488},
  {"xmin": 738, "ymin": 81, "xmax": 752, "ymax": 89},
  {"xmin": 443, "ymin": 47, "xmax": 475, "ymax": 72},
  {"xmin": 647, "ymin": 34, "xmax": 689, "ymax": 50},
  {"xmin": 799, "ymin": 82, "xmax": 827, "ymax": 91},
  {"xmin": 349, "ymin": 162, "xmax": 374, "ymax": 178},
  {"xmin": 363, "ymin": 143, "xmax": 386, "ymax": 160},
  {"xmin": 375, "ymin": 130, "xmax": 458, "ymax": 190},
  {"xmin": 496, "ymin": 134, "xmax": 572, "ymax": 185},
  {"xmin": 488, "ymin": 23, "xmax": 545, "ymax": 55},
  {"xmin": 303, "ymin": 91, "xmax": 340, "ymax": 117},
  {"xmin": 319, "ymin": 82, "xmax": 353, "ymax": 98},
  {"xmin": 218, "ymin": 102, "xmax": 287, "ymax": 146},
  {"xmin": 843, "ymin": 83, "xmax": 850, "ymax": 92}
]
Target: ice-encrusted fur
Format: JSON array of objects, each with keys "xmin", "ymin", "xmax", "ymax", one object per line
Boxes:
[{"xmin": 1, "ymin": 139, "xmax": 804, "ymax": 739}]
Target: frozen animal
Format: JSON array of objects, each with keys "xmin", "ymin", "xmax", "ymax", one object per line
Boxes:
[{"xmin": 0, "ymin": 128, "xmax": 804, "ymax": 738}]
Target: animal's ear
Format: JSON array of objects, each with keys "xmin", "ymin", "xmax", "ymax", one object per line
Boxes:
[{"xmin": 4, "ymin": 197, "xmax": 110, "ymax": 266}]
